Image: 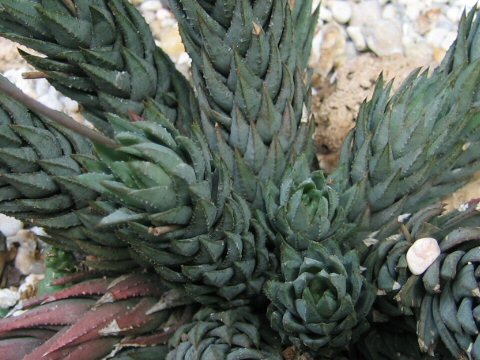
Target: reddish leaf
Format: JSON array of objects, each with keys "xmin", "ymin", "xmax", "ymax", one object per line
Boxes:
[
  {"xmin": 97, "ymin": 274, "xmax": 165, "ymax": 304},
  {"xmin": 118, "ymin": 328, "xmax": 175, "ymax": 347},
  {"xmin": 99, "ymin": 297, "xmax": 162, "ymax": 336},
  {"xmin": 128, "ymin": 110, "xmax": 143, "ymax": 122},
  {"xmin": 0, "ymin": 299, "xmax": 94, "ymax": 334},
  {"xmin": 49, "ymin": 338, "xmax": 118, "ymax": 360},
  {"xmin": 23, "ymin": 278, "xmax": 110, "ymax": 308},
  {"xmin": 0, "ymin": 328, "xmax": 55, "ymax": 340},
  {"xmin": 39, "ymin": 300, "xmax": 135, "ymax": 356},
  {"xmin": 0, "ymin": 337, "xmax": 45, "ymax": 360},
  {"xmin": 50, "ymin": 271, "xmax": 100, "ymax": 286}
]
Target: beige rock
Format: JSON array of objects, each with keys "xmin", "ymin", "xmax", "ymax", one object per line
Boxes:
[
  {"xmin": 310, "ymin": 23, "xmax": 347, "ymax": 78},
  {"xmin": 7, "ymin": 230, "xmax": 42, "ymax": 275},
  {"xmin": 415, "ymin": 7, "xmax": 443, "ymax": 35},
  {"xmin": 0, "ymin": 288, "xmax": 19, "ymax": 308},
  {"xmin": 444, "ymin": 173, "xmax": 480, "ymax": 211},
  {"xmin": 350, "ymin": 1, "xmax": 382, "ymax": 28},
  {"xmin": 433, "ymin": 47, "xmax": 447, "ymax": 63},
  {"xmin": 155, "ymin": 25, "xmax": 186, "ymax": 59},
  {"xmin": 18, "ymin": 274, "xmax": 44, "ymax": 300},
  {"xmin": 0, "ymin": 38, "xmax": 26, "ymax": 72},
  {"xmin": 364, "ymin": 19, "xmax": 403, "ymax": 56}
]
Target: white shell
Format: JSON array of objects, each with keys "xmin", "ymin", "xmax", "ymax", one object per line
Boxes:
[{"xmin": 406, "ymin": 237, "xmax": 441, "ymax": 275}]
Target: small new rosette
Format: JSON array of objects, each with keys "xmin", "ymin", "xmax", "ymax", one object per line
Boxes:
[{"xmin": 264, "ymin": 241, "xmax": 375, "ymax": 352}]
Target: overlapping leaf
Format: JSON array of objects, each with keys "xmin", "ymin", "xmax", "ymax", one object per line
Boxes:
[
  {"xmin": 363, "ymin": 200, "xmax": 480, "ymax": 359},
  {"xmin": 330, "ymin": 8, "xmax": 480, "ymax": 239},
  {"xmin": 0, "ymin": 0, "xmax": 195, "ymax": 135},
  {"xmin": 167, "ymin": 306, "xmax": 282, "ymax": 359},
  {"xmin": 170, "ymin": 0, "xmax": 318, "ymax": 207},
  {"xmin": 76, "ymin": 107, "xmax": 274, "ymax": 305}
]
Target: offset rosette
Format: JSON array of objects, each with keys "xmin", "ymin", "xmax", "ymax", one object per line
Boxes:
[
  {"xmin": 264, "ymin": 241, "xmax": 375, "ymax": 352},
  {"xmin": 263, "ymin": 157, "xmax": 350, "ymax": 251},
  {"xmin": 364, "ymin": 201, "xmax": 480, "ymax": 359},
  {"xmin": 167, "ymin": 306, "xmax": 282, "ymax": 359}
]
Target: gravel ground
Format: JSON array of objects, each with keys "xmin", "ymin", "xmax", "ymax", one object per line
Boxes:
[{"xmin": 0, "ymin": 0, "xmax": 478, "ymax": 306}]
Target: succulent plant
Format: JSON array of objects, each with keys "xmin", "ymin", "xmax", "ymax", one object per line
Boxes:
[
  {"xmin": 0, "ymin": 272, "xmax": 189, "ymax": 360},
  {"xmin": 167, "ymin": 306, "xmax": 282, "ymax": 359},
  {"xmin": 0, "ymin": 1, "xmax": 477, "ymax": 359},
  {"xmin": 330, "ymin": 9, "xmax": 480, "ymax": 242},
  {"xmin": 0, "ymin": 0, "xmax": 194, "ymax": 136},
  {"xmin": 363, "ymin": 199, "xmax": 480, "ymax": 359},
  {"xmin": 265, "ymin": 240, "xmax": 375, "ymax": 353},
  {"xmin": 263, "ymin": 156, "xmax": 351, "ymax": 251},
  {"xmin": 168, "ymin": 0, "xmax": 318, "ymax": 209}
]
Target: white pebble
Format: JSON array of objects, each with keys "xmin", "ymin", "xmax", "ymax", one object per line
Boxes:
[
  {"xmin": 29, "ymin": 227, "xmax": 47, "ymax": 237},
  {"xmin": 382, "ymin": 4, "xmax": 398, "ymax": 20},
  {"xmin": 426, "ymin": 27, "xmax": 450, "ymax": 48},
  {"xmin": 0, "ymin": 289, "xmax": 19, "ymax": 308},
  {"xmin": 0, "ymin": 214, "xmax": 23, "ymax": 237},
  {"xmin": 397, "ymin": 213, "xmax": 411, "ymax": 223},
  {"xmin": 330, "ymin": 1, "xmax": 352, "ymax": 24},
  {"xmin": 404, "ymin": 4, "xmax": 422, "ymax": 20},
  {"xmin": 458, "ymin": 203, "xmax": 469, "ymax": 212},
  {"xmin": 406, "ymin": 237, "xmax": 441, "ymax": 275},
  {"xmin": 7, "ymin": 230, "xmax": 39, "ymax": 275},
  {"xmin": 319, "ymin": 6, "xmax": 333, "ymax": 22},
  {"xmin": 441, "ymin": 31, "xmax": 457, "ymax": 50},
  {"xmin": 350, "ymin": 1, "xmax": 382, "ymax": 27},
  {"xmin": 142, "ymin": 11, "xmax": 157, "ymax": 24},
  {"xmin": 37, "ymin": 94, "xmax": 63, "ymax": 111},
  {"xmin": 61, "ymin": 97, "xmax": 79, "ymax": 113},
  {"xmin": 34, "ymin": 79, "xmax": 50, "ymax": 97},
  {"xmin": 156, "ymin": 8, "xmax": 172, "ymax": 20},
  {"xmin": 18, "ymin": 274, "xmax": 44, "ymax": 299},
  {"xmin": 365, "ymin": 19, "xmax": 404, "ymax": 56},
  {"xmin": 347, "ymin": 26, "xmax": 367, "ymax": 51},
  {"xmin": 446, "ymin": 6, "xmax": 462, "ymax": 23},
  {"xmin": 160, "ymin": 17, "xmax": 178, "ymax": 28},
  {"xmin": 139, "ymin": 0, "xmax": 162, "ymax": 12}
]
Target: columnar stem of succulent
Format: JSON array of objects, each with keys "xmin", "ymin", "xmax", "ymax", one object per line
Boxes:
[
  {"xmin": 170, "ymin": 0, "xmax": 318, "ymax": 208},
  {"xmin": 330, "ymin": 8, "xmax": 480, "ymax": 243}
]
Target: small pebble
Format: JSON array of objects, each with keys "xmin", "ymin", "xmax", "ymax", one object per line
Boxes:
[
  {"xmin": 425, "ymin": 27, "xmax": 451, "ymax": 48},
  {"xmin": 319, "ymin": 6, "xmax": 333, "ymax": 22},
  {"xmin": 7, "ymin": 230, "xmax": 41, "ymax": 275},
  {"xmin": 0, "ymin": 289, "xmax": 19, "ymax": 309},
  {"xmin": 406, "ymin": 237, "xmax": 441, "ymax": 275},
  {"xmin": 347, "ymin": 26, "xmax": 367, "ymax": 51},
  {"xmin": 139, "ymin": 0, "xmax": 162, "ymax": 12},
  {"xmin": 330, "ymin": 1, "xmax": 352, "ymax": 24},
  {"xmin": 18, "ymin": 274, "xmax": 44, "ymax": 300},
  {"xmin": 0, "ymin": 214, "xmax": 23, "ymax": 238},
  {"xmin": 365, "ymin": 19, "xmax": 403, "ymax": 56}
]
